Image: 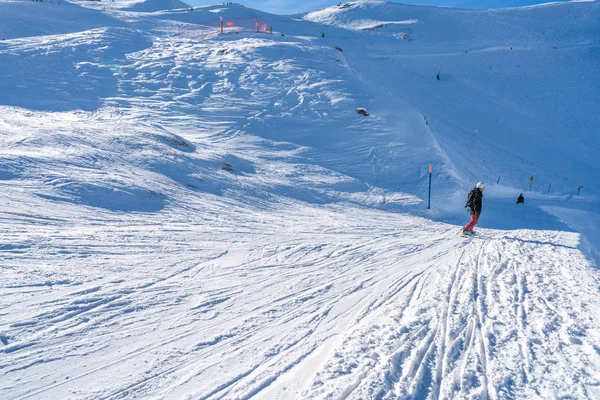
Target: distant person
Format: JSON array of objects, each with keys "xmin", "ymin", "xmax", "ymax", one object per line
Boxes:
[
  {"xmin": 517, "ymin": 193, "xmax": 524, "ymax": 204},
  {"xmin": 462, "ymin": 181, "xmax": 485, "ymax": 236}
]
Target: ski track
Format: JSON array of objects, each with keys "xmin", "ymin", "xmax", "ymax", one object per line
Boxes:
[
  {"xmin": 4, "ymin": 209, "xmax": 600, "ymax": 400},
  {"xmin": 299, "ymin": 231, "xmax": 600, "ymax": 400}
]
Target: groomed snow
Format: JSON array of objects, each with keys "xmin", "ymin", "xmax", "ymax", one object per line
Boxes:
[{"xmin": 1, "ymin": 0, "xmax": 599, "ymax": 398}]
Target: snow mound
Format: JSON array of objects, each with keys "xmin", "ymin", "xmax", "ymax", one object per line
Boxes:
[
  {"xmin": 303, "ymin": 1, "xmax": 389, "ymax": 28},
  {"xmin": 303, "ymin": 0, "xmax": 422, "ymax": 31}
]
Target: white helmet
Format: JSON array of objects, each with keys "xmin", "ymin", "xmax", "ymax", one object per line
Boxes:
[{"xmin": 476, "ymin": 181, "xmax": 486, "ymax": 189}]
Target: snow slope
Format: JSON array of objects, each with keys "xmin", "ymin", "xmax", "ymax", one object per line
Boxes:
[
  {"xmin": 0, "ymin": 0, "xmax": 121, "ymax": 39},
  {"xmin": 304, "ymin": 0, "xmax": 600, "ymax": 238},
  {"xmin": 1, "ymin": 0, "xmax": 599, "ymax": 399},
  {"xmin": 391, "ymin": 0, "xmax": 572, "ymax": 10},
  {"xmin": 117, "ymin": 0, "xmax": 190, "ymax": 12}
]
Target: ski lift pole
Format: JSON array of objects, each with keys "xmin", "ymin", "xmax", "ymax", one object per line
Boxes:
[{"xmin": 428, "ymin": 164, "xmax": 432, "ymax": 209}]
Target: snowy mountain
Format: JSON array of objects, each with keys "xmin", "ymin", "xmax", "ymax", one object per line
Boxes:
[
  {"xmin": 385, "ymin": 0, "xmax": 572, "ymax": 9},
  {"xmin": 1, "ymin": 0, "xmax": 599, "ymax": 399}
]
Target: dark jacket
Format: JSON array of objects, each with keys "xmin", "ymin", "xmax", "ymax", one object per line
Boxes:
[
  {"xmin": 467, "ymin": 188, "xmax": 483, "ymax": 215},
  {"xmin": 517, "ymin": 194, "xmax": 524, "ymax": 204}
]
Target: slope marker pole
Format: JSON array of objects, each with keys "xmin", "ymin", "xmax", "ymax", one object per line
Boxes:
[{"xmin": 428, "ymin": 164, "xmax": 432, "ymax": 210}]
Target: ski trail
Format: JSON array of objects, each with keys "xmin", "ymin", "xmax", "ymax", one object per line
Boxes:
[
  {"xmin": 299, "ymin": 228, "xmax": 600, "ymax": 400},
  {"xmin": 474, "ymin": 239, "xmax": 491, "ymax": 400},
  {"xmin": 432, "ymin": 248, "xmax": 467, "ymax": 400}
]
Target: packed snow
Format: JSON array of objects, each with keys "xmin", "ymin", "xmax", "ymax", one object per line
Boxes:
[{"xmin": 1, "ymin": 0, "xmax": 599, "ymax": 399}]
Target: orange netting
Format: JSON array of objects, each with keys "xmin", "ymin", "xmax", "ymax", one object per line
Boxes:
[
  {"xmin": 179, "ymin": 18, "xmax": 270, "ymax": 39},
  {"xmin": 216, "ymin": 18, "xmax": 268, "ymax": 32}
]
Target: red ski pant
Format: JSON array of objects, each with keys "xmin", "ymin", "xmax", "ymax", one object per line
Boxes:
[{"xmin": 464, "ymin": 214, "xmax": 479, "ymax": 232}]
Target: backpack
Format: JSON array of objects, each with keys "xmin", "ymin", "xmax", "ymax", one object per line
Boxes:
[{"xmin": 465, "ymin": 188, "xmax": 478, "ymax": 210}]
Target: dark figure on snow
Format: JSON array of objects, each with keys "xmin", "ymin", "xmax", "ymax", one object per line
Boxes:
[
  {"xmin": 462, "ymin": 181, "xmax": 485, "ymax": 236},
  {"xmin": 517, "ymin": 193, "xmax": 524, "ymax": 204}
]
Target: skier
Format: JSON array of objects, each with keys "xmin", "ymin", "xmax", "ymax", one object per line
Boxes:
[
  {"xmin": 462, "ymin": 181, "xmax": 485, "ymax": 236},
  {"xmin": 517, "ymin": 193, "xmax": 524, "ymax": 204}
]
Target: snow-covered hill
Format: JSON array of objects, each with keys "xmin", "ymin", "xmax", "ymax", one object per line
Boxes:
[
  {"xmin": 117, "ymin": 0, "xmax": 190, "ymax": 12},
  {"xmin": 382, "ymin": 0, "xmax": 572, "ymax": 9},
  {"xmin": 1, "ymin": 0, "xmax": 599, "ymax": 398}
]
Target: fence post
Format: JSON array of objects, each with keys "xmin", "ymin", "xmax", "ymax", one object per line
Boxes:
[{"xmin": 428, "ymin": 164, "xmax": 432, "ymax": 209}]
